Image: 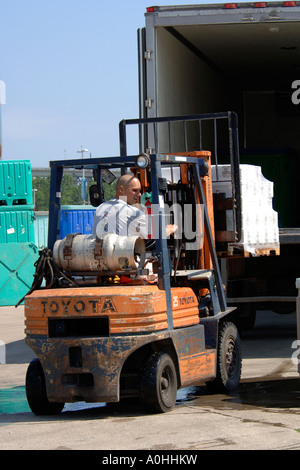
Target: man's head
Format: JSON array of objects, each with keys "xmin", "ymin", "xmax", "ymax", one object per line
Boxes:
[{"xmin": 115, "ymin": 174, "xmax": 142, "ymax": 206}]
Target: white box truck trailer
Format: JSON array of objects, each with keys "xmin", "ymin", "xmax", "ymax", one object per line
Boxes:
[{"xmin": 133, "ymin": 2, "xmax": 300, "ymax": 329}]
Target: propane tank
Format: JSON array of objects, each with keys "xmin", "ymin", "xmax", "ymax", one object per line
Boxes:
[{"xmin": 53, "ymin": 233, "xmax": 146, "ymax": 274}]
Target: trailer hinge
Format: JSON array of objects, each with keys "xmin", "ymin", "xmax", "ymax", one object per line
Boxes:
[
  {"xmin": 145, "ymin": 98, "xmax": 153, "ymax": 108},
  {"xmin": 144, "ymin": 50, "xmax": 152, "ymax": 60}
]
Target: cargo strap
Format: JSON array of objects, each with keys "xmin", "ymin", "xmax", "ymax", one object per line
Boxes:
[
  {"xmin": 94, "ymin": 237, "xmax": 104, "ymax": 272},
  {"xmin": 63, "ymin": 233, "xmax": 82, "ymax": 260}
]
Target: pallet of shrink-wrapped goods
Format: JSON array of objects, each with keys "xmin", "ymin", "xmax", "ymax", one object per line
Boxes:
[{"xmin": 212, "ymin": 164, "xmax": 280, "ymax": 257}]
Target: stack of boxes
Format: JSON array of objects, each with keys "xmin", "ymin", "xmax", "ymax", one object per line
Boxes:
[
  {"xmin": 212, "ymin": 164, "xmax": 280, "ymax": 256},
  {"xmin": 0, "ymin": 160, "xmax": 39, "ymax": 306}
]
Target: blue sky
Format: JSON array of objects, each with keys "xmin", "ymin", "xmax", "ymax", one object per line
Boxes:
[{"xmin": 0, "ymin": 0, "xmax": 248, "ymax": 168}]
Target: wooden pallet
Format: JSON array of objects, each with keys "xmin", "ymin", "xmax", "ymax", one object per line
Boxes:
[{"xmin": 217, "ymin": 245, "xmax": 280, "ymax": 258}]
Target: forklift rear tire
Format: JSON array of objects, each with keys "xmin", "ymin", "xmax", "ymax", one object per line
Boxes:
[
  {"xmin": 26, "ymin": 358, "xmax": 65, "ymax": 415},
  {"xmin": 139, "ymin": 352, "xmax": 178, "ymax": 413},
  {"xmin": 207, "ymin": 321, "xmax": 242, "ymax": 394}
]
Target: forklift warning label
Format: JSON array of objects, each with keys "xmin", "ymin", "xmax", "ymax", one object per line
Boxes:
[{"xmin": 41, "ymin": 298, "xmax": 116, "ymax": 314}]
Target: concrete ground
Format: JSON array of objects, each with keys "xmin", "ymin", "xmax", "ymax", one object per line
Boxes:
[{"xmin": 0, "ymin": 304, "xmax": 300, "ymax": 451}]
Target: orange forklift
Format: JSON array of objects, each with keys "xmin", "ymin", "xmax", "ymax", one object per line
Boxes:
[{"xmin": 24, "ymin": 115, "xmax": 242, "ymax": 414}]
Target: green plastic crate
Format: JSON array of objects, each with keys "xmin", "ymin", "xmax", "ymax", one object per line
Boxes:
[
  {"xmin": 0, "ymin": 160, "xmax": 34, "ymax": 207},
  {"xmin": 34, "ymin": 211, "xmax": 49, "ymax": 249},
  {"xmin": 0, "ymin": 209, "xmax": 35, "ymax": 243},
  {"xmin": 0, "ymin": 242, "xmax": 39, "ymax": 306}
]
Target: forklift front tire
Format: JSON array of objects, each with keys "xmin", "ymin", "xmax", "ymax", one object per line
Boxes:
[
  {"xmin": 207, "ymin": 321, "xmax": 242, "ymax": 394},
  {"xmin": 139, "ymin": 352, "xmax": 178, "ymax": 413},
  {"xmin": 26, "ymin": 358, "xmax": 65, "ymax": 416}
]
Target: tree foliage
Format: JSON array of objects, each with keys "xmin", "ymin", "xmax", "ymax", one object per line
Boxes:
[
  {"xmin": 61, "ymin": 174, "xmax": 82, "ymax": 206},
  {"xmin": 103, "ymin": 180, "xmax": 116, "ymax": 201},
  {"xmin": 33, "ymin": 176, "xmax": 50, "ymax": 211},
  {"xmin": 33, "ymin": 175, "xmax": 117, "ymax": 211}
]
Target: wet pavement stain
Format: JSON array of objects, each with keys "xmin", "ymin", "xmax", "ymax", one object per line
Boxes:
[
  {"xmin": 237, "ymin": 379, "xmax": 300, "ymax": 410},
  {"xmin": 176, "ymin": 379, "xmax": 300, "ymax": 412},
  {"xmin": 1, "ymin": 378, "xmax": 300, "ymax": 417}
]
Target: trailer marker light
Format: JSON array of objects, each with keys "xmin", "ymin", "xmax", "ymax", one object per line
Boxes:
[
  {"xmin": 253, "ymin": 2, "xmax": 267, "ymax": 6},
  {"xmin": 224, "ymin": 3, "xmax": 237, "ymax": 8},
  {"xmin": 146, "ymin": 7, "xmax": 156, "ymax": 13}
]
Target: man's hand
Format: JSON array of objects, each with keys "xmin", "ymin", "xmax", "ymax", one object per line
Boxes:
[{"xmin": 166, "ymin": 224, "xmax": 178, "ymax": 237}]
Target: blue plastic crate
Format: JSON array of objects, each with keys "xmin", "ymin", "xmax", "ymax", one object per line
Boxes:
[{"xmin": 59, "ymin": 205, "xmax": 95, "ymax": 239}]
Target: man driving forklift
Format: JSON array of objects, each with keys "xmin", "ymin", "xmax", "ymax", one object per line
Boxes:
[{"xmin": 92, "ymin": 173, "xmax": 177, "ymax": 239}]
